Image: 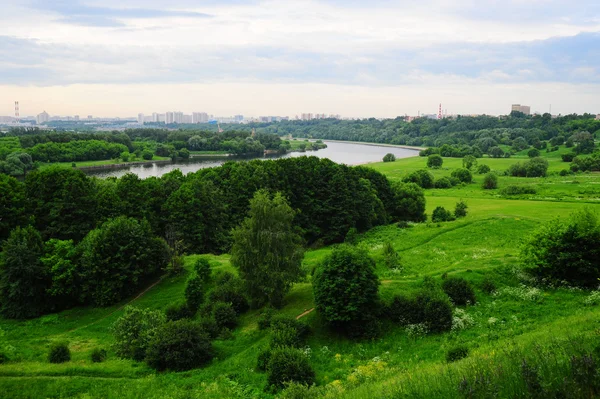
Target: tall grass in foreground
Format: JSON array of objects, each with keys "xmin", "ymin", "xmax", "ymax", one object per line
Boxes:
[{"xmin": 336, "ymin": 334, "xmax": 600, "ymax": 399}]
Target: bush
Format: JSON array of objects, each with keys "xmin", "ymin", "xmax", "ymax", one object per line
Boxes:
[
  {"xmin": 145, "ymin": 320, "xmax": 214, "ymax": 371},
  {"xmin": 527, "ymin": 149, "xmax": 540, "ymax": 158},
  {"xmin": 454, "ymin": 200, "xmax": 468, "ymax": 218},
  {"xmin": 432, "ymin": 206, "xmax": 455, "ymax": 223},
  {"xmin": 434, "ymin": 177, "xmax": 453, "ymax": 189},
  {"xmin": 112, "ymin": 306, "xmax": 165, "ymax": 361},
  {"xmin": 521, "ymin": 209, "xmax": 600, "ymax": 288},
  {"xmin": 482, "ymin": 173, "xmax": 498, "ymax": 189},
  {"xmin": 446, "ymin": 346, "xmax": 469, "ymax": 362},
  {"xmin": 313, "ymin": 245, "xmax": 380, "ymax": 337},
  {"xmin": 462, "ymin": 155, "xmax": 477, "ymax": 170},
  {"xmin": 165, "ymin": 302, "xmax": 194, "ymax": 321},
  {"xmin": 480, "ymin": 276, "xmax": 497, "ymax": 294},
  {"xmin": 419, "ymin": 292, "xmax": 453, "ymax": 333},
  {"xmin": 270, "ymin": 316, "xmax": 310, "ymax": 348},
  {"xmin": 257, "ymin": 347, "xmax": 272, "ymax": 371},
  {"xmin": 383, "ymin": 153, "xmax": 396, "ymax": 162},
  {"xmin": 258, "ymin": 308, "xmax": 275, "ymax": 330},
  {"xmin": 48, "ymin": 342, "xmax": 70, "ymax": 364},
  {"xmin": 382, "ymin": 241, "xmax": 401, "ymax": 269},
  {"xmin": 212, "ymin": 301, "xmax": 237, "ymax": 330},
  {"xmin": 387, "ymin": 294, "xmax": 417, "ymax": 325},
  {"xmin": 91, "ymin": 348, "xmax": 107, "ymax": 363},
  {"xmin": 427, "ymin": 154, "xmax": 443, "ymax": 169},
  {"xmin": 488, "ymin": 146, "xmax": 504, "ymax": 158},
  {"xmin": 391, "ymin": 182, "xmax": 427, "ymax": 222},
  {"xmin": 403, "ymin": 169, "xmax": 435, "ymax": 189},
  {"xmin": 559, "ymin": 169, "xmax": 570, "ymax": 176},
  {"xmin": 562, "ymin": 153, "xmax": 576, "ymax": 162},
  {"xmin": 267, "ymin": 347, "xmax": 316, "ymax": 390},
  {"xmin": 477, "ymin": 164, "xmax": 491, "ymax": 174},
  {"xmin": 500, "ymin": 185, "xmax": 537, "ymax": 196},
  {"xmin": 193, "ymin": 258, "xmax": 212, "ymax": 283},
  {"xmin": 442, "ymin": 277, "xmax": 476, "ymax": 306},
  {"xmin": 142, "ymin": 150, "xmax": 153, "ymax": 161},
  {"xmin": 198, "ymin": 317, "xmax": 220, "ymax": 339},
  {"xmin": 451, "ymin": 168, "xmax": 472, "ymax": 183},
  {"xmin": 208, "ymin": 282, "xmax": 249, "ymax": 315},
  {"xmin": 184, "ymin": 275, "xmax": 204, "ymax": 312},
  {"xmin": 525, "ymin": 157, "xmax": 549, "ymax": 177}
]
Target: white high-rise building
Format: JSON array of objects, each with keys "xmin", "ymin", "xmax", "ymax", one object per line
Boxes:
[
  {"xmin": 174, "ymin": 112, "xmax": 184, "ymax": 124},
  {"xmin": 192, "ymin": 112, "xmax": 209, "ymax": 123},
  {"xmin": 138, "ymin": 113, "xmax": 144, "ymax": 124},
  {"xmin": 36, "ymin": 111, "xmax": 49, "ymax": 124},
  {"xmin": 183, "ymin": 114, "xmax": 193, "ymax": 124},
  {"xmin": 166, "ymin": 112, "xmax": 175, "ymax": 124},
  {"xmin": 152, "ymin": 112, "xmax": 160, "ymax": 123}
]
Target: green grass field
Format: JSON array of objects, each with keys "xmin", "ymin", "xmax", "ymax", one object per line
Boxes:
[{"xmin": 1, "ymin": 147, "xmax": 600, "ymax": 398}]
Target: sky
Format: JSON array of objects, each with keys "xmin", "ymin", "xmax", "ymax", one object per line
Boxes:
[{"xmin": 1, "ymin": 0, "xmax": 599, "ymax": 118}]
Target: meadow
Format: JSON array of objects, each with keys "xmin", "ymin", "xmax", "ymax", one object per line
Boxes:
[{"xmin": 1, "ymin": 147, "xmax": 600, "ymax": 398}]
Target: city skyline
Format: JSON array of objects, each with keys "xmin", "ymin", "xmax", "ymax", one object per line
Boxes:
[{"xmin": 1, "ymin": 1, "xmax": 600, "ymax": 117}]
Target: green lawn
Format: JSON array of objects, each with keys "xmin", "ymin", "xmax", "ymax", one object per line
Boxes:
[
  {"xmin": 1, "ymin": 148, "xmax": 600, "ymax": 398},
  {"xmin": 38, "ymin": 157, "xmax": 172, "ymax": 170}
]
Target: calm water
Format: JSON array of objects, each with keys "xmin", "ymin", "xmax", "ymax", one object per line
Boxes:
[{"xmin": 87, "ymin": 141, "xmax": 419, "ymax": 179}]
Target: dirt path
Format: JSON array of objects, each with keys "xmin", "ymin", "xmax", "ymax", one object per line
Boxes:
[
  {"xmin": 296, "ymin": 308, "xmax": 315, "ymax": 320},
  {"xmin": 63, "ymin": 278, "xmax": 164, "ymax": 335}
]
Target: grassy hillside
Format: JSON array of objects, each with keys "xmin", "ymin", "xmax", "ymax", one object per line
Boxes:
[{"xmin": 1, "ymin": 148, "xmax": 599, "ymax": 398}]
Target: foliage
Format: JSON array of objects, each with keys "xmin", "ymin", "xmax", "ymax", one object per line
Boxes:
[
  {"xmin": 145, "ymin": 320, "xmax": 214, "ymax": 371},
  {"xmin": 256, "ymin": 347, "xmax": 272, "ymax": 371},
  {"xmin": 432, "ymin": 206, "xmax": 456, "ymax": 223},
  {"xmin": 78, "ymin": 217, "xmax": 170, "ymax": 306},
  {"xmin": 454, "ymin": 200, "xmax": 468, "ymax": 218},
  {"xmin": 462, "ymin": 155, "xmax": 478, "ymax": 170},
  {"xmin": 267, "ymin": 347, "xmax": 316, "ymax": 390},
  {"xmin": 382, "ymin": 153, "xmax": 396, "ymax": 162},
  {"xmin": 212, "ymin": 301, "xmax": 237, "ymax": 330},
  {"xmin": 48, "ymin": 342, "xmax": 70, "ymax": 364},
  {"xmin": 382, "ymin": 241, "xmax": 401, "ymax": 269},
  {"xmin": 258, "ymin": 308, "xmax": 275, "ymax": 330},
  {"xmin": 165, "ymin": 302, "xmax": 194, "ymax": 322},
  {"xmin": 270, "ymin": 316, "xmax": 310, "ymax": 348},
  {"xmin": 184, "ymin": 274, "xmax": 204, "ymax": 312},
  {"xmin": 208, "ymin": 275, "xmax": 249, "ymax": 315},
  {"xmin": 416, "ymin": 290, "xmax": 454, "ymax": 333},
  {"xmin": 231, "ymin": 190, "xmax": 305, "ymax": 308},
  {"xmin": 571, "ymin": 153, "xmax": 600, "ymax": 172},
  {"xmin": 528, "ymin": 148, "xmax": 541, "ymax": 158},
  {"xmin": 442, "ymin": 277, "xmax": 476, "ymax": 306},
  {"xmin": 403, "ymin": 169, "xmax": 435, "ymax": 188},
  {"xmin": 434, "ymin": 176, "xmax": 454, "ymax": 189},
  {"xmin": 508, "ymin": 158, "xmax": 549, "ymax": 177},
  {"xmin": 521, "ymin": 209, "xmax": 600, "ymax": 287},
  {"xmin": 500, "ymin": 185, "xmax": 537, "ymax": 195},
  {"xmin": 111, "ymin": 306, "xmax": 166, "ymax": 362},
  {"xmin": 481, "ymin": 276, "xmax": 497, "ymax": 294},
  {"xmin": 451, "ymin": 168, "xmax": 473, "ymax": 183},
  {"xmin": 427, "ymin": 154, "xmax": 443, "ymax": 169},
  {"xmin": 193, "ymin": 258, "xmax": 212, "ymax": 283},
  {"xmin": 0, "ymin": 174, "xmax": 25, "ymax": 241},
  {"xmin": 91, "ymin": 348, "xmax": 107, "ymax": 363},
  {"xmin": 390, "ymin": 182, "xmax": 427, "ymax": 222},
  {"xmin": 0, "ymin": 226, "xmax": 49, "ymax": 319},
  {"xmin": 477, "ymin": 164, "xmax": 491, "ymax": 174},
  {"xmin": 446, "ymin": 345, "xmax": 469, "ymax": 362},
  {"xmin": 313, "ymin": 245, "xmax": 380, "ymax": 336}
]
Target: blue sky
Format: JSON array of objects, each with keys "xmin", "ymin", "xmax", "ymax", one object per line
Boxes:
[{"xmin": 1, "ymin": 0, "xmax": 599, "ymax": 117}]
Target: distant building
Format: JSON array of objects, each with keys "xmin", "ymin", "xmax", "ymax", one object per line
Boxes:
[
  {"xmin": 234, "ymin": 115, "xmax": 244, "ymax": 123},
  {"xmin": 152, "ymin": 112, "xmax": 160, "ymax": 123},
  {"xmin": 87, "ymin": 115, "xmax": 93, "ymax": 120},
  {"xmin": 511, "ymin": 104, "xmax": 531, "ymax": 115},
  {"xmin": 36, "ymin": 111, "xmax": 49, "ymax": 124},
  {"xmin": 192, "ymin": 112, "xmax": 209, "ymax": 123},
  {"xmin": 596, "ymin": 114, "xmax": 600, "ymax": 120},
  {"xmin": 183, "ymin": 114, "xmax": 193, "ymax": 124},
  {"xmin": 166, "ymin": 112, "xmax": 174, "ymax": 124},
  {"xmin": 138, "ymin": 113, "xmax": 144, "ymax": 124},
  {"xmin": 174, "ymin": 112, "xmax": 184, "ymax": 124},
  {"xmin": 301, "ymin": 113, "xmax": 313, "ymax": 121}
]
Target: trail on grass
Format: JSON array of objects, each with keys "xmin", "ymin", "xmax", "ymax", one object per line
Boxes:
[
  {"xmin": 63, "ymin": 278, "xmax": 164, "ymax": 335},
  {"xmin": 296, "ymin": 308, "xmax": 314, "ymax": 319}
]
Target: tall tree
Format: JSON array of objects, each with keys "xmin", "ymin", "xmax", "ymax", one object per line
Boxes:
[
  {"xmin": 230, "ymin": 190, "xmax": 305, "ymax": 308},
  {"xmin": 0, "ymin": 226, "xmax": 49, "ymax": 318},
  {"xmin": 0, "ymin": 174, "xmax": 26, "ymax": 241}
]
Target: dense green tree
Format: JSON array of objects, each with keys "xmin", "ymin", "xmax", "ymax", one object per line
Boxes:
[
  {"xmin": 0, "ymin": 174, "xmax": 25, "ymax": 241},
  {"xmin": 488, "ymin": 146, "xmax": 505, "ymax": 158},
  {"xmin": 112, "ymin": 306, "xmax": 166, "ymax": 361},
  {"xmin": 462, "ymin": 155, "xmax": 477, "ymax": 170},
  {"xmin": 231, "ymin": 190, "xmax": 305, "ymax": 308},
  {"xmin": 383, "ymin": 153, "xmax": 396, "ymax": 162},
  {"xmin": 0, "ymin": 226, "xmax": 49, "ymax": 318},
  {"xmin": 390, "ymin": 182, "xmax": 427, "ymax": 222},
  {"xmin": 313, "ymin": 245, "xmax": 379, "ymax": 336},
  {"xmin": 451, "ymin": 168, "xmax": 473, "ymax": 183},
  {"xmin": 521, "ymin": 209, "xmax": 600, "ymax": 288},
  {"xmin": 482, "ymin": 173, "xmax": 498, "ymax": 189},
  {"xmin": 427, "ymin": 154, "xmax": 443, "ymax": 169},
  {"xmin": 78, "ymin": 217, "xmax": 170, "ymax": 306},
  {"xmin": 42, "ymin": 239, "xmax": 81, "ymax": 308},
  {"xmin": 266, "ymin": 348, "xmax": 315, "ymax": 390}
]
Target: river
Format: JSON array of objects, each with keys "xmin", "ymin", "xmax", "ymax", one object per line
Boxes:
[{"xmin": 86, "ymin": 141, "xmax": 419, "ymax": 179}]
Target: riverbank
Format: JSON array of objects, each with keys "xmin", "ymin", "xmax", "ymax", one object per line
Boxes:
[{"xmin": 319, "ymin": 139, "xmax": 425, "ymax": 151}]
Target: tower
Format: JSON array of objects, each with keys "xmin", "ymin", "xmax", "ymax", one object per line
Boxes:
[
  {"xmin": 14, "ymin": 101, "xmax": 19, "ymax": 123},
  {"xmin": 437, "ymin": 103, "xmax": 442, "ymax": 120}
]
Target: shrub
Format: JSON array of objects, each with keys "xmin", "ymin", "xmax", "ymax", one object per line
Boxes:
[
  {"xmin": 432, "ymin": 206, "xmax": 456, "ymax": 223},
  {"xmin": 446, "ymin": 346, "xmax": 469, "ymax": 362},
  {"xmin": 383, "ymin": 153, "xmax": 396, "ymax": 162},
  {"xmin": 451, "ymin": 168, "xmax": 472, "ymax": 184},
  {"xmin": 270, "ymin": 316, "xmax": 310, "ymax": 348},
  {"xmin": 521, "ymin": 209, "xmax": 600, "ymax": 288},
  {"xmin": 422, "ymin": 295, "xmax": 453, "ymax": 333},
  {"xmin": 0, "ymin": 353, "xmax": 8, "ymax": 364},
  {"xmin": 462, "ymin": 155, "xmax": 477, "ymax": 170},
  {"xmin": 267, "ymin": 347, "xmax": 316, "ymax": 390},
  {"xmin": 48, "ymin": 342, "xmax": 70, "ymax": 363},
  {"xmin": 562, "ymin": 153, "xmax": 576, "ymax": 162},
  {"xmin": 427, "ymin": 154, "xmax": 443, "ymax": 169},
  {"xmin": 559, "ymin": 169, "xmax": 570, "ymax": 176},
  {"xmin": 165, "ymin": 302, "xmax": 194, "ymax": 321},
  {"xmin": 208, "ymin": 282, "xmax": 249, "ymax": 315},
  {"xmin": 527, "ymin": 148, "xmax": 540, "ymax": 158},
  {"xmin": 525, "ymin": 157, "xmax": 549, "ymax": 177},
  {"xmin": 111, "ymin": 306, "xmax": 165, "ymax": 361},
  {"xmin": 193, "ymin": 258, "xmax": 212, "ymax": 283},
  {"xmin": 454, "ymin": 200, "xmax": 468, "ymax": 218},
  {"xmin": 198, "ymin": 317, "xmax": 220, "ymax": 339},
  {"xmin": 184, "ymin": 275, "xmax": 204, "ymax": 312},
  {"xmin": 442, "ymin": 277, "xmax": 476, "ymax": 306},
  {"xmin": 212, "ymin": 301, "xmax": 237, "ymax": 330},
  {"xmin": 508, "ymin": 162, "xmax": 527, "ymax": 177},
  {"xmin": 257, "ymin": 347, "xmax": 272, "ymax": 371},
  {"xmin": 477, "ymin": 164, "xmax": 491, "ymax": 174},
  {"xmin": 91, "ymin": 348, "xmax": 107, "ymax": 363},
  {"xmin": 488, "ymin": 146, "xmax": 504, "ymax": 158},
  {"xmin": 142, "ymin": 150, "xmax": 153, "ymax": 161},
  {"xmin": 403, "ymin": 170, "xmax": 435, "ymax": 189},
  {"xmin": 382, "ymin": 241, "xmax": 401, "ymax": 269},
  {"xmin": 435, "ymin": 177, "xmax": 453, "ymax": 189},
  {"xmin": 258, "ymin": 308, "xmax": 275, "ymax": 330},
  {"xmin": 145, "ymin": 320, "xmax": 214, "ymax": 371},
  {"xmin": 313, "ymin": 245, "xmax": 380, "ymax": 337},
  {"xmin": 387, "ymin": 294, "xmax": 417, "ymax": 325},
  {"xmin": 482, "ymin": 173, "xmax": 498, "ymax": 189},
  {"xmin": 391, "ymin": 182, "xmax": 427, "ymax": 222},
  {"xmin": 480, "ymin": 276, "xmax": 497, "ymax": 294},
  {"xmin": 500, "ymin": 185, "xmax": 537, "ymax": 196}
]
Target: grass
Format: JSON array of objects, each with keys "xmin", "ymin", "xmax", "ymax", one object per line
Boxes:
[
  {"xmin": 38, "ymin": 156, "xmax": 172, "ymax": 170},
  {"xmin": 1, "ymin": 146, "xmax": 600, "ymax": 398}
]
